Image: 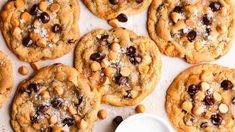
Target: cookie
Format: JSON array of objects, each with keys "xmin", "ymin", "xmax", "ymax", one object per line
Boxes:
[
  {"xmin": 0, "ymin": 0, "xmax": 80, "ymax": 62},
  {"xmin": 0, "ymin": 51, "xmax": 13, "ymax": 108},
  {"xmin": 11, "ymin": 63, "xmax": 101, "ymax": 132},
  {"xmin": 148, "ymin": 0, "xmax": 235, "ymax": 64},
  {"xmin": 75, "ymin": 28, "xmax": 161, "ymax": 106},
  {"xmin": 166, "ymin": 64, "xmax": 235, "ymax": 131},
  {"xmin": 82, "ymin": 0, "xmax": 152, "ymax": 20}
]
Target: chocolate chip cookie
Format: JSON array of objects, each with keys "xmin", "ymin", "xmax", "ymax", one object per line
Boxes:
[
  {"xmin": 11, "ymin": 63, "xmax": 101, "ymax": 132},
  {"xmin": 166, "ymin": 64, "xmax": 235, "ymax": 131},
  {"xmin": 75, "ymin": 28, "xmax": 161, "ymax": 106},
  {"xmin": 0, "ymin": 51, "xmax": 13, "ymax": 108},
  {"xmin": 148, "ymin": 0, "xmax": 235, "ymax": 64},
  {"xmin": 0, "ymin": 0, "xmax": 80, "ymax": 62},
  {"xmin": 82, "ymin": 0, "xmax": 152, "ymax": 20}
]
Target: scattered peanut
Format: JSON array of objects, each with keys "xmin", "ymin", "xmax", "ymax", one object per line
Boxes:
[
  {"xmin": 104, "ymin": 67, "xmax": 116, "ymax": 77},
  {"xmin": 90, "ymin": 62, "xmax": 101, "ymax": 72},
  {"xmin": 135, "ymin": 104, "xmax": 145, "ymax": 113},
  {"xmin": 108, "ymin": 19, "xmax": 119, "ymax": 28},
  {"xmin": 30, "ymin": 62, "xmax": 40, "ymax": 71},
  {"xmin": 21, "ymin": 12, "xmax": 32, "ymax": 23},
  {"xmin": 39, "ymin": 1, "xmax": 48, "ymax": 11},
  {"xmin": 97, "ymin": 109, "xmax": 108, "ymax": 120},
  {"xmin": 110, "ymin": 43, "xmax": 120, "ymax": 52},
  {"xmin": 101, "ymin": 59, "xmax": 109, "ymax": 68},
  {"xmin": 40, "ymin": 91, "xmax": 50, "ymax": 99},
  {"xmin": 50, "ymin": 3, "xmax": 61, "ymax": 13},
  {"xmin": 18, "ymin": 66, "xmax": 29, "ymax": 76}
]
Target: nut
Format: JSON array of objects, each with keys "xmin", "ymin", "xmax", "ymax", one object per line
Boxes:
[
  {"xmin": 97, "ymin": 109, "xmax": 108, "ymax": 120},
  {"xmin": 104, "ymin": 67, "xmax": 116, "ymax": 77},
  {"xmin": 120, "ymin": 67, "xmax": 131, "ymax": 76},
  {"xmin": 135, "ymin": 104, "xmax": 145, "ymax": 113},
  {"xmin": 90, "ymin": 62, "xmax": 101, "ymax": 72},
  {"xmin": 54, "ymin": 86, "xmax": 64, "ymax": 96},
  {"xmin": 108, "ymin": 19, "xmax": 119, "ymax": 28},
  {"xmin": 110, "ymin": 43, "xmax": 120, "ymax": 52},
  {"xmin": 192, "ymin": 105, "xmax": 204, "ymax": 115},
  {"xmin": 219, "ymin": 103, "xmax": 228, "ymax": 114},
  {"xmin": 101, "ymin": 59, "xmax": 109, "ymax": 68},
  {"xmin": 171, "ymin": 12, "xmax": 181, "ymax": 23},
  {"xmin": 194, "ymin": 41, "xmax": 202, "ymax": 51},
  {"xmin": 68, "ymin": 106, "xmax": 77, "ymax": 115},
  {"xmin": 21, "ymin": 12, "xmax": 32, "ymax": 23},
  {"xmin": 204, "ymin": 110, "xmax": 213, "ymax": 119},
  {"xmin": 30, "ymin": 62, "xmax": 40, "ymax": 71},
  {"xmin": 194, "ymin": 91, "xmax": 205, "ymax": 101},
  {"xmin": 142, "ymin": 55, "xmax": 152, "ymax": 65},
  {"xmin": 185, "ymin": 17, "xmax": 196, "ymax": 28},
  {"xmin": 30, "ymin": 32, "xmax": 40, "ymax": 41},
  {"xmin": 40, "ymin": 91, "xmax": 50, "ymax": 99},
  {"xmin": 138, "ymin": 65, "xmax": 149, "ymax": 74},
  {"xmin": 39, "ymin": 2, "xmax": 48, "ymax": 11},
  {"xmin": 108, "ymin": 51, "xmax": 119, "ymax": 60},
  {"xmin": 18, "ymin": 66, "xmax": 29, "ymax": 76},
  {"xmin": 15, "ymin": 0, "xmax": 24, "ymax": 8},
  {"xmin": 50, "ymin": 3, "xmax": 61, "ymax": 13},
  {"xmin": 36, "ymin": 39, "xmax": 47, "ymax": 48},
  {"xmin": 50, "ymin": 115, "xmax": 57, "ymax": 124},
  {"xmin": 78, "ymin": 119, "xmax": 88, "ymax": 129},
  {"xmin": 181, "ymin": 101, "xmax": 193, "ymax": 112},
  {"xmin": 200, "ymin": 82, "xmax": 210, "ymax": 91},
  {"xmin": 213, "ymin": 92, "xmax": 222, "ymax": 102}
]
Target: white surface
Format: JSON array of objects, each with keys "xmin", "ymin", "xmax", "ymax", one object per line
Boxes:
[
  {"xmin": 115, "ymin": 114, "xmax": 174, "ymax": 132},
  {"xmin": 0, "ymin": 0, "xmax": 234, "ymax": 132}
]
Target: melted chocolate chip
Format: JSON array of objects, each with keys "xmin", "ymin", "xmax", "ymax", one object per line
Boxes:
[
  {"xmin": 204, "ymin": 94, "xmax": 214, "ymax": 105},
  {"xmin": 221, "ymin": 80, "xmax": 233, "ymax": 90},
  {"xmin": 113, "ymin": 116, "xmax": 123, "ymax": 126},
  {"xmin": 51, "ymin": 97, "xmax": 62, "ymax": 109},
  {"xmin": 38, "ymin": 104, "xmax": 49, "ymax": 113},
  {"xmin": 211, "ymin": 114, "xmax": 223, "ymax": 125},
  {"xmin": 126, "ymin": 46, "xmax": 136, "ymax": 56},
  {"xmin": 28, "ymin": 83, "xmax": 41, "ymax": 93},
  {"xmin": 157, "ymin": 4, "xmax": 164, "ymax": 12},
  {"xmin": 187, "ymin": 30, "xmax": 197, "ymax": 42},
  {"xmin": 129, "ymin": 54, "xmax": 142, "ymax": 65},
  {"xmin": 232, "ymin": 97, "xmax": 235, "ymax": 105},
  {"xmin": 173, "ymin": 6, "xmax": 184, "ymax": 13},
  {"xmin": 22, "ymin": 36, "xmax": 34, "ymax": 47},
  {"xmin": 100, "ymin": 34, "xmax": 109, "ymax": 40},
  {"xmin": 31, "ymin": 113, "xmax": 40, "ymax": 124},
  {"xmin": 39, "ymin": 12, "xmax": 50, "ymax": 23},
  {"xmin": 63, "ymin": 117, "xmax": 75, "ymax": 126},
  {"xmin": 30, "ymin": 4, "xmax": 40, "ymax": 15},
  {"xmin": 124, "ymin": 90, "xmax": 132, "ymax": 99},
  {"xmin": 202, "ymin": 14, "xmax": 212, "ymax": 25},
  {"xmin": 209, "ymin": 2, "xmax": 222, "ymax": 12},
  {"xmin": 109, "ymin": 0, "xmax": 119, "ymax": 5},
  {"xmin": 187, "ymin": 84, "xmax": 199, "ymax": 97},
  {"xmin": 116, "ymin": 13, "xmax": 128, "ymax": 22},
  {"xmin": 90, "ymin": 52, "xmax": 106, "ymax": 62},
  {"xmin": 115, "ymin": 74, "xmax": 128, "ymax": 85},
  {"xmin": 200, "ymin": 122, "xmax": 208, "ymax": 128},
  {"xmin": 52, "ymin": 24, "xmax": 62, "ymax": 33},
  {"xmin": 136, "ymin": 0, "xmax": 143, "ymax": 3}
]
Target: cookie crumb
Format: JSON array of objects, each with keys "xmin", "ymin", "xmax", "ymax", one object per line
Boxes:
[
  {"xmin": 97, "ymin": 109, "xmax": 108, "ymax": 120},
  {"xmin": 135, "ymin": 104, "xmax": 145, "ymax": 113},
  {"xmin": 30, "ymin": 62, "xmax": 40, "ymax": 71},
  {"xmin": 18, "ymin": 66, "xmax": 29, "ymax": 75}
]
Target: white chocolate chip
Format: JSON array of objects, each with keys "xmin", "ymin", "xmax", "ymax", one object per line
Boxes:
[
  {"xmin": 213, "ymin": 92, "xmax": 222, "ymax": 102},
  {"xmin": 219, "ymin": 103, "xmax": 228, "ymax": 114},
  {"xmin": 200, "ymin": 82, "xmax": 210, "ymax": 91}
]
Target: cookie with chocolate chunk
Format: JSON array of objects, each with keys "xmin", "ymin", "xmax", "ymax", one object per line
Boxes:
[
  {"xmin": 0, "ymin": 51, "xmax": 13, "ymax": 108},
  {"xmin": 166, "ymin": 64, "xmax": 235, "ymax": 131},
  {"xmin": 0, "ymin": 0, "xmax": 80, "ymax": 62},
  {"xmin": 75, "ymin": 28, "xmax": 161, "ymax": 106},
  {"xmin": 148, "ymin": 0, "xmax": 235, "ymax": 64},
  {"xmin": 11, "ymin": 64, "xmax": 101, "ymax": 132},
  {"xmin": 82, "ymin": 0, "xmax": 152, "ymax": 20}
]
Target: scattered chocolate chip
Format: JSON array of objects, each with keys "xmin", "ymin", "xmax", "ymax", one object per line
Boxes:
[
  {"xmin": 209, "ymin": 2, "xmax": 222, "ymax": 12},
  {"xmin": 38, "ymin": 104, "xmax": 49, "ymax": 113},
  {"xmin": 28, "ymin": 83, "xmax": 40, "ymax": 93},
  {"xmin": 204, "ymin": 94, "xmax": 214, "ymax": 105},
  {"xmin": 30, "ymin": 4, "xmax": 40, "ymax": 15},
  {"xmin": 129, "ymin": 54, "xmax": 142, "ymax": 65},
  {"xmin": 202, "ymin": 14, "xmax": 212, "ymax": 25},
  {"xmin": 30, "ymin": 113, "xmax": 40, "ymax": 124},
  {"xmin": 187, "ymin": 84, "xmax": 199, "ymax": 97},
  {"xmin": 22, "ymin": 36, "xmax": 34, "ymax": 47},
  {"xmin": 63, "ymin": 117, "xmax": 75, "ymax": 126},
  {"xmin": 232, "ymin": 97, "xmax": 235, "ymax": 105},
  {"xmin": 173, "ymin": 6, "xmax": 184, "ymax": 13},
  {"xmin": 136, "ymin": 0, "xmax": 143, "ymax": 3},
  {"xmin": 52, "ymin": 24, "xmax": 62, "ymax": 33},
  {"xmin": 39, "ymin": 12, "xmax": 50, "ymax": 23},
  {"xmin": 109, "ymin": 0, "xmax": 119, "ymax": 5},
  {"xmin": 211, "ymin": 114, "xmax": 223, "ymax": 125},
  {"xmin": 116, "ymin": 13, "xmax": 128, "ymax": 22},
  {"xmin": 90, "ymin": 52, "xmax": 106, "ymax": 62},
  {"xmin": 187, "ymin": 30, "xmax": 197, "ymax": 42},
  {"xmin": 126, "ymin": 46, "xmax": 136, "ymax": 56},
  {"xmin": 115, "ymin": 74, "xmax": 128, "ymax": 85},
  {"xmin": 200, "ymin": 122, "xmax": 208, "ymax": 128},
  {"xmin": 221, "ymin": 80, "xmax": 233, "ymax": 90},
  {"xmin": 51, "ymin": 97, "xmax": 62, "ymax": 109},
  {"xmin": 124, "ymin": 90, "xmax": 132, "ymax": 99},
  {"xmin": 113, "ymin": 116, "xmax": 123, "ymax": 126}
]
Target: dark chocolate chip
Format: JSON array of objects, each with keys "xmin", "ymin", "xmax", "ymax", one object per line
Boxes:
[
  {"xmin": 77, "ymin": 95, "xmax": 83, "ymax": 106},
  {"xmin": 116, "ymin": 13, "xmax": 128, "ymax": 22},
  {"xmin": 28, "ymin": 83, "xmax": 40, "ymax": 93},
  {"xmin": 109, "ymin": 0, "xmax": 119, "ymax": 5},
  {"xmin": 157, "ymin": 4, "xmax": 164, "ymax": 12},
  {"xmin": 173, "ymin": 6, "xmax": 184, "ymax": 13},
  {"xmin": 113, "ymin": 116, "xmax": 123, "ymax": 126},
  {"xmin": 63, "ymin": 117, "xmax": 75, "ymax": 126},
  {"xmin": 187, "ymin": 30, "xmax": 197, "ymax": 42},
  {"xmin": 126, "ymin": 46, "xmax": 136, "ymax": 56},
  {"xmin": 211, "ymin": 114, "xmax": 223, "ymax": 125},
  {"xmin": 68, "ymin": 39, "xmax": 77, "ymax": 44},
  {"xmin": 51, "ymin": 97, "xmax": 62, "ymax": 109},
  {"xmin": 206, "ymin": 28, "xmax": 211, "ymax": 34},
  {"xmin": 187, "ymin": 84, "xmax": 199, "ymax": 97},
  {"xmin": 202, "ymin": 14, "xmax": 212, "ymax": 25},
  {"xmin": 30, "ymin": 4, "xmax": 40, "ymax": 15},
  {"xmin": 39, "ymin": 12, "xmax": 50, "ymax": 23},
  {"xmin": 30, "ymin": 113, "xmax": 40, "ymax": 124},
  {"xmin": 100, "ymin": 34, "xmax": 109, "ymax": 40},
  {"xmin": 209, "ymin": 2, "xmax": 222, "ymax": 12},
  {"xmin": 129, "ymin": 54, "xmax": 142, "ymax": 65},
  {"xmin": 221, "ymin": 80, "xmax": 233, "ymax": 90},
  {"xmin": 22, "ymin": 36, "xmax": 34, "ymax": 47},
  {"xmin": 90, "ymin": 52, "xmax": 106, "ymax": 62},
  {"xmin": 204, "ymin": 94, "xmax": 214, "ymax": 105},
  {"xmin": 200, "ymin": 122, "xmax": 208, "ymax": 128},
  {"xmin": 124, "ymin": 90, "xmax": 132, "ymax": 99},
  {"xmin": 52, "ymin": 24, "xmax": 62, "ymax": 33},
  {"xmin": 38, "ymin": 104, "xmax": 49, "ymax": 113},
  {"xmin": 136, "ymin": 0, "xmax": 143, "ymax": 3},
  {"xmin": 115, "ymin": 74, "xmax": 128, "ymax": 85},
  {"xmin": 232, "ymin": 97, "xmax": 235, "ymax": 105}
]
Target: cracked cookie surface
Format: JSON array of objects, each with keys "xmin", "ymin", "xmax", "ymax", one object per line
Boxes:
[
  {"xmin": 0, "ymin": 0, "xmax": 80, "ymax": 62},
  {"xmin": 0, "ymin": 51, "xmax": 13, "ymax": 108},
  {"xmin": 11, "ymin": 64, "xmax": 101, "ymax": 132},
  {"xmin": 75, "ymin": 28, "xmax": 161, "ymax": 106},
  {"xmin": 148, "ymin": 0, "xmax": 235, "ymax": 64},
  {"xmin": 82, "ymin": 0, "xmax": 152, "ymax": 20},
  {"xmin": 166, "ymin": 64, "xmax": 235, "ymax": 131}
]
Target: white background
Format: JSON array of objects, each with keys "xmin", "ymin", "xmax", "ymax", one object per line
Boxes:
[{"xmin": 0, "ymin": 0, "xmax": 234, "ymax": 132}]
